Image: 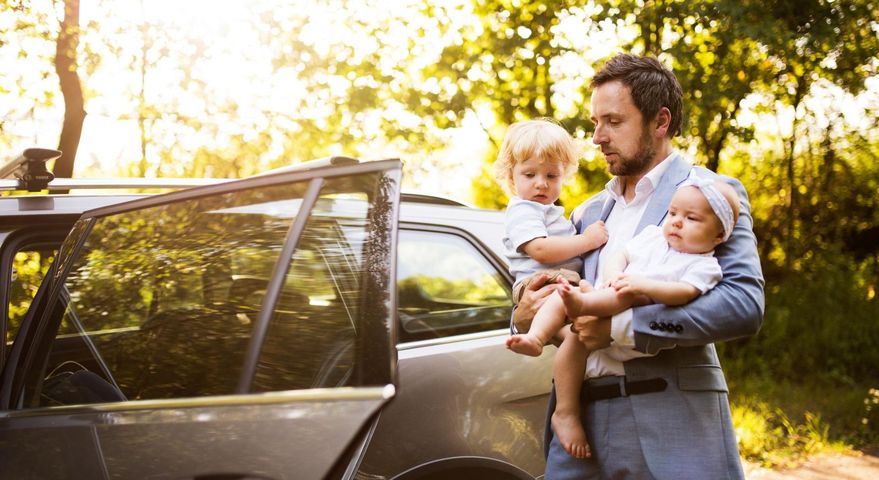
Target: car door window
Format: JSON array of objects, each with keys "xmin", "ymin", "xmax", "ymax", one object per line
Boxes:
[
  {"xmin": 18, "ymin": 170, "xmax": 398, "ymax": 408},
  {"xmin": 397, "ymin": 230, "xmax": 511, "ymax": 342}
]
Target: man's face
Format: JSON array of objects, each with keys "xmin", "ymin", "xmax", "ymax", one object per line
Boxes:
[{"xmin": 590, "ymin": 80, "xmax": 656, "ymax": 176}]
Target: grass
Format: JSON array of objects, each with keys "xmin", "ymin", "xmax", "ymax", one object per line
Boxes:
[{"xmin": 728, "ymin": 375, "xmax": 878, "ymax": 468}]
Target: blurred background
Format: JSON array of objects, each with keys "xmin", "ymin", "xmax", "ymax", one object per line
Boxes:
[{"xmin": 2, "ymin": 0, "xmax": 878, "ymax": 468}]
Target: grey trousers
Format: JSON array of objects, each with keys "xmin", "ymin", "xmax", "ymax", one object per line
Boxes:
[{"xmin": 544, "ymin": 380, "xmax": 655, "ymax": 480}]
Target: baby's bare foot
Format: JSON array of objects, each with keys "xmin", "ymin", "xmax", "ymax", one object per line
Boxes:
[
  {"xmin": 551, "ymin": 411, "xmax": 592, "ymax": 459},
  {"xmin": 505, "ymin": 334, "xmax": 544, "ymax": 356},
  {"xmin": 559, "ymin": 284, "xmax": 590, "ymax": 319}
]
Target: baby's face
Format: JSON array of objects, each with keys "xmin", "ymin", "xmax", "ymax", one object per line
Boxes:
[
  {"xmin": 662, "ymin": 186, "xmax": 724, "ymax": 254},
  {"xmin": 512, "ymin": 157, "xmax": 564, "ymax": 205}
]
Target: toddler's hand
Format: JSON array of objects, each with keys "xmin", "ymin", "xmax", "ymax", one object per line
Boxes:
[{"xmin": 581, "ymin": 220, "xmax": 609, "ymax": 251}]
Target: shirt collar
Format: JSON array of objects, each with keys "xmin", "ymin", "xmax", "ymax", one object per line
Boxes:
[{"xmin": 604, "ymin": 151, "xmax": 678, "ymax": 204}]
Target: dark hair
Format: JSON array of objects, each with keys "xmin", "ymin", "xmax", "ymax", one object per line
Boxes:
[{"xmin": 591, "ymin": 53, "xmax": 683, "ymax": 138}]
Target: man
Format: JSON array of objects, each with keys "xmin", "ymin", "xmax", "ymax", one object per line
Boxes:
[{"xmin": 515, "ymin": 53, "xmax": 764, "ymax": 479}]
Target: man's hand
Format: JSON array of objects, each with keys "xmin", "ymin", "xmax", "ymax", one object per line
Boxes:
[
  {"xmin": 571, "ymin": 314, "xmax": 612, "ymax": 350},
  {"xmin": 513, "ymin": 273, "xmax": 563, "ymax": 333}
]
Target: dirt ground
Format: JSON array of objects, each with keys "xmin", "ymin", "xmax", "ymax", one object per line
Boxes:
[{"xmin": 744, "ymin": 447, "xmax": 879, "ymax": 479}]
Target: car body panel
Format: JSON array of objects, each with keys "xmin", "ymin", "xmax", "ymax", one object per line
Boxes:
[{"xmin": 0, "ymin": 388, "xmax": 392, "ymax": 479}]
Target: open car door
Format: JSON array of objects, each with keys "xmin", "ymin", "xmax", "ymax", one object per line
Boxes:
[{"xmin": 0, "ymin": 159, "xmax": 401, "ymax": 480}]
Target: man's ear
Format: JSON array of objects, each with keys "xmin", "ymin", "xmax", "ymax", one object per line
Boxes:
[{"xmin": 654, "ymin": 107, "xmax": 672, "ymax": 138}]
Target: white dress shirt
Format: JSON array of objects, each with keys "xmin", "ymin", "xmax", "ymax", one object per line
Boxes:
[{"xmin": 585, "ymin": 152, "xmax": 680, "ymax": 378}]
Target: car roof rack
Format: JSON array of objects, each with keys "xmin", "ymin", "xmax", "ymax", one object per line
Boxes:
[
  {"xmin": 0, "ymin": 148, "xmax": 225, "ymax": 193},
  {"xmin": 0, "ymin": 151, "xmax": 367, "ymax": 193},
  {"xmin": 1, "ymin": 149, "xmax": 469, "ymax": 207}
]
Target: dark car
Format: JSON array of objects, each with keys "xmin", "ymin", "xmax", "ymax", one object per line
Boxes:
[{"xmin": 0, "ymin": 150, "xmax": 554, "ymax": 479}]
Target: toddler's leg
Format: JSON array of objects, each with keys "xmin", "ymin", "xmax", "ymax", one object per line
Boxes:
[
  {"xmin": 506, "ymin": 293, "xmax": 566, "ymax": 356},
  {"xmin": 551, "ymin": 328, "xmax": 591, "ymax": 459}
]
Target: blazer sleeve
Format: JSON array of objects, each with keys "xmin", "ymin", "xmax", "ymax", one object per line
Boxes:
[{"xmin": 631, "ymin": 176, "xmax": 765, "ymax": 355}]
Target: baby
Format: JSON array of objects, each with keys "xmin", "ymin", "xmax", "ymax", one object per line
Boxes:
[{"xmin": 495, "ymin": 118, "xmax": 608, "ymax": 459}]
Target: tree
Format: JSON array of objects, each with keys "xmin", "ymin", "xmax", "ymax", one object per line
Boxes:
[{"xmin": 54, "ymin": 0, "xmax": 84, "ymax": 178}]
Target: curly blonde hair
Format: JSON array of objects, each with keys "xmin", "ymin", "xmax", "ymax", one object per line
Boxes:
[{"xmin": 493, "ymin": 118, "xmax": 581, "ymax": 195}]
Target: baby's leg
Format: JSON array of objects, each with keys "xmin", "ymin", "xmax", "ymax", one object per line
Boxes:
[
  {"xmin": 506, "ymin": 293, "xmax": 566, "ymax": 357},
  {"xmin": 558, "ymin": 283, "xmax": 632, "ymax": 319},
  {"xmin": 551, "ymin": 328, "xmax": 591, "ymax": 459}
]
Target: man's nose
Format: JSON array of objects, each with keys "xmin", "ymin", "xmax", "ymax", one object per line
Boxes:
[{"xmin": 592, "ymin": 125, "xmax": 607, "ymax": 145}]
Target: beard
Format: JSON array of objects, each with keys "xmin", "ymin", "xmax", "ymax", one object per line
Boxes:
[{"xmin": 607, "ymin": 127, "xmax": 656, "ymax": 177}]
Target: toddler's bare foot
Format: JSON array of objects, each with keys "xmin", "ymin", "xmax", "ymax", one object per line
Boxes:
[
  {"xmin": 551, "ymin": 410, "xmax": 591, "ymax": 459},
  {"xmin": 505, "ymin": 334, "xmax": 544, "ymax": 356}
]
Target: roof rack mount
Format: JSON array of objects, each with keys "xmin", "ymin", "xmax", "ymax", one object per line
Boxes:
[{"xmin": 0, "ymin": 148, "xmax": 61, "ymax": 192}]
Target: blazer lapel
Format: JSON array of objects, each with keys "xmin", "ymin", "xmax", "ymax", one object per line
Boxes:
[
  {"xmin": 580, "ymin": 195, "xmax": 615, "ymax": 283},
  {"xmin": 634, "ymin": 153, "xmax": 693, "ymax": 234}
]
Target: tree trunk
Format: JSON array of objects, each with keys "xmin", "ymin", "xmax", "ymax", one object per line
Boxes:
[{"xmin": 54, "ymin": 0, "xmax": 85, "ymax": 179}]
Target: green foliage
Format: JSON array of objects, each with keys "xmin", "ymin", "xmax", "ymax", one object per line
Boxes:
[
  {"xmin": 861, "ymin": 388, "xmax": 879, "ymax": 445},
  {"xmin": 731, "ymin": 396, "xmax": 847, "ymax": 467}
]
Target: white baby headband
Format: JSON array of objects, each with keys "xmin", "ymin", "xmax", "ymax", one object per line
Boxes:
[{"xmin": 680, "ymin": 174, "xmax": 735, "ymax": 241}]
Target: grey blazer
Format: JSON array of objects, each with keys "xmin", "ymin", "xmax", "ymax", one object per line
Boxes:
[{"xmin": 555, "ymin": 153, "xmax": 765, "ymax": 479}]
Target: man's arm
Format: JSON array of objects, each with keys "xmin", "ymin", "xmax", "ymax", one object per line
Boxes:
[{"xmin": 630, "ymin": 176, "xmax": 765, "ymax": 355}]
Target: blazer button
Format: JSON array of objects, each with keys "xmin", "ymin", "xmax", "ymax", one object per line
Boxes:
[
  {"xmin": 649, "ymin": 321, "xmax": 659, "ymax": 330},
  {"xmin": 661, "ymin": 322, "xmax": 671, "ymax": 331},
  {"xmin": 675, "ymin": 324, "xmax": 683, "ymax": 333}
]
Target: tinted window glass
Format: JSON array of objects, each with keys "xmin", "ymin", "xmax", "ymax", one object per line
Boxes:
[
  {"xmin": 22, "ymin": 171, "xmax": 397, "ymax": 408},
  {"xmin": 397, "ymin": 230, "xmax": 511, "ymax": 342}
]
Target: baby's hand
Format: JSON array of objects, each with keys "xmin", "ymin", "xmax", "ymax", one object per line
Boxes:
[
  {"xmin": 581, "ymin": 220, "xmax": 609, "ymax": 251},
  {"xmin": 602, "ymin": 272, "xmax": 625, "ymax": 289},
  {"xmin": 612, "ymin": 274, "xmax": 648, "ymax": 295}
]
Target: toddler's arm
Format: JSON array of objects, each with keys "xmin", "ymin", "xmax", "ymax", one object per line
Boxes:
[
  {"xmin": 523, "ymin": 220, "xmax": 608, "ymax": 264},
  {"xmin": 612, "ymin": 275, "xmax": 701, "ymax": 306}
]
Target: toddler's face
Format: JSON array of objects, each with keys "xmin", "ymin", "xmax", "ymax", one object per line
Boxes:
[
  {"xmin": 512, "ymin": 157, "xmax": 563, "ymax": 205},
  {"xmin": 662, "ymin": 186, "xmax": 725, "ymax": 254}
]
